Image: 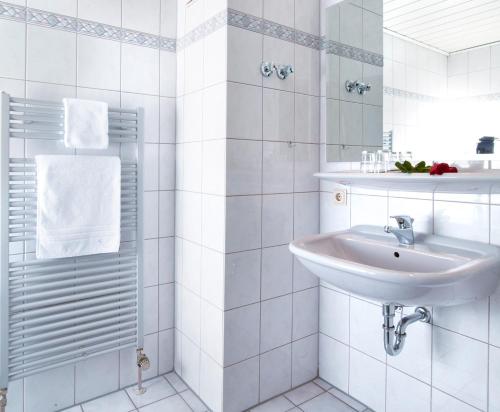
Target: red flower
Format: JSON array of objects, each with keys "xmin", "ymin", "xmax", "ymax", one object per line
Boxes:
[{"xmin": 430, "ymin": 163, "xmax": 449, "ymax": 175}]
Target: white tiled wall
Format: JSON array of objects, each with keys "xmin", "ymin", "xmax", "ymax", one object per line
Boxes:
[
  {"xmin": 319, "ymin": 185, "xmax": 500, "ymax": 412},
  {"xmin": 319, "ymin": 2, "xmax": 499, "ymax": 412},
  {"xmin": 0, "ymin": 1, "xmax": 177, "ymax": 410},
  {"xmin": 175, "ymin": 1, "xmax": 321, "ymax": 411},
  {"xmin": 384, "ymin": 35, "xmax": 500, "ymax": 160},
  {"xmin": 448, "ymin": 44, "xmax": 500, "ymax": 98},
  {"xmin": 383, "ymin": 33, "xmax": 447, "ymax": 157}
]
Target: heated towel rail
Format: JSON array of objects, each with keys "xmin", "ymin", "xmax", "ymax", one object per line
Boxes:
[{"xmin": 0, "ymin": 92, "xmax": 145, "ymax": 405}]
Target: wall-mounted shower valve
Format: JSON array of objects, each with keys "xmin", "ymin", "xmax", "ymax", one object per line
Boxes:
[
  {"xmin": 276, "ymin": 64, "xmax": 294, "ymax": 80},
  {"xmin": 345, "ymin": 80, "xmax": 357, "ymax": 93},
  {"xmin": 355, "ymin": 81, "xmax": 371, "ymax": 95},
  {"xmin": 261, "ymin": 62, "xmax": 275, "ymax": 77}
]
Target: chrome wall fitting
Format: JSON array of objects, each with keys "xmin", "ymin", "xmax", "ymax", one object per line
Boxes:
[
  {"xmin": 345, "ymin": 80, "xmax": 357, "ymax": 93},
  {"xmin": 355, "ymin": 81, "xmax": 371, "ymax": 95},
  {"xmin": 261, "ymin": 62, "xmax": 275, "ymax": 77},
  {"xmin": 382, "ymin": 303, "xmax": 431, "ymax": 356},
  {"xmin": 135, "ymin": 348, "xmax": 151, "ymax": 395},
  {"xmin": 0, "ymin": 388, "xmax": 6, "ymax": 412},
  {"xmin": 276, "ymin": 64, "xmax": 294, "ymax": 80}
]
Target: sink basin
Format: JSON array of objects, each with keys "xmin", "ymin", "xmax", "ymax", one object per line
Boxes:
[{"xmin": 289, "ymin": 225, "xmax": 500, "ymax": 306}]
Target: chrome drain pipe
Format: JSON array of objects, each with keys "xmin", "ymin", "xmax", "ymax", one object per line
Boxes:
[{"xmin": 383, "ymin": 303, "xmax": 431, "ymax": 356}]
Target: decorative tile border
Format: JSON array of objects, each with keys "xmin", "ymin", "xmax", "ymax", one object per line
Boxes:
[
  {"xmin": 0, "ymin": 0, "xmax": 384, "ymax": 65},
  {"xmin": 227, "ymin": 8, "xmax": 323, "ymax": 50},
  {"xmin": 324, "ymin": 39, "xmax": 383, "ymax": 67},
  {"xmin": 0, "ymin": 0, "xmax": 176, "ymax": 52},
  {"xmin": 178, "ymin": 8, "xmax": 381, "ymax": 67},
  {"xmin": 384, "ymin": 86, "xmax": 439, "ymax": 102},
  {"xmin": 177, "ymin": 9, "xmax": 227, "ymax": 50},
  {"xmin": 0, "ymin": 1, "xmax": 24, "ymax": 21}
]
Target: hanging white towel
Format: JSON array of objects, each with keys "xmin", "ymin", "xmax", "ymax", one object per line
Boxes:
[
  {"xmin": 36, "ymin": 155, "xmax": 121, "ymax": 259},
  {"xmin": 63, "ymin": 98, "xmax": 109, "ymax": 149}
]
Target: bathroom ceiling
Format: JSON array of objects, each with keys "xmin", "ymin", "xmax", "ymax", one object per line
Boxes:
[{"xmin": 383, "ymin": 0, "xmax": 500, "ymax": 53}]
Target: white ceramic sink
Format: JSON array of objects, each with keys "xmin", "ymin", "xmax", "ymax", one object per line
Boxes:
[{"xmin": 290, "ymin": 225, "xmax": 500, "ymax": 306}]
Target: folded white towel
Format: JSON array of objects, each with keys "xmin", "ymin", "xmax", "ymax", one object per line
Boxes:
[
  {"xmin": 63, "ymin": 98, "xmax": 109, "ymax": 149},
  {"xmin": 36, "ymin": 155, "xmax": 121, "ymax": 259}
]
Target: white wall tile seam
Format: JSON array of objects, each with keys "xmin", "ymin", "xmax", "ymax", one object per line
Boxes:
[
  {"xmin": 226, "ymin": 79, "xmax": 322, "ymax": 99},
  {"xmin": 217, "ymin": 333, "xmax": 318, "ymax": 371},
  {"xmin": 324, "ymin": 95, "xmax": 383, "ymax": 106},
  {"xmin": 0, "ymin": 76, "xmax": 179, "ymax": 97}
]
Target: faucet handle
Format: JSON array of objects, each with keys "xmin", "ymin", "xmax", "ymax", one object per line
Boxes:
[{"xmin": 390, "ymin": 215, "xmax": 414, "ymax": 229}]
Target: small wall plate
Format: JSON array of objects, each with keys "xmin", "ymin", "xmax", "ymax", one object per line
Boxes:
[{"xmin": 334, "ymin": 190, "xmax": 347, "ymax": 205}]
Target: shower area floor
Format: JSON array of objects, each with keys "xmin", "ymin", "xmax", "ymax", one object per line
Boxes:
[{"xmin": 60, "ymin": 372, "xmax": 372, "ymax": 412}]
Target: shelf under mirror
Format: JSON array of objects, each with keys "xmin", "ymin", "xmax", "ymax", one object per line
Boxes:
[{"xmin": 315, "ymin": 171, "xmax": 500, "ymax": 193}]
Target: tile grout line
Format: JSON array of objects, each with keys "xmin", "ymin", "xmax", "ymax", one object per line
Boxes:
[
  {"xmin": 290, "ymin": 0, "xmax": 296, "ymax": 392},
  {"xmin": 156, "ymin": 0, "xmax": 162, "ymax": 381},
  {"xmin": 257, "ymin": 11, "xmax": 264, "ymax": 403}
]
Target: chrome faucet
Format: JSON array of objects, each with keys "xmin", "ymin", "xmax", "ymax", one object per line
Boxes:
[{"xmin": 384, "ymin": 215, "xmax": 414, "ymax": 246}]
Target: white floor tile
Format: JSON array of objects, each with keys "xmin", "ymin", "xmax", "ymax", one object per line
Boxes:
[
  {"xmin": 138, "ymin": 394, "xmax": 191, "ymax": 412},
  {"xmin": 179, "ymin": 389, "xmax": 209, "ymax": 412},
  {"xmin": 284, "ymin": 382, "xmax": 324, "ymax": 406},
  {"xmin": 328, "ymin": 387, "xmax": 366, "ymax": 411},
  {"xmin": 164, "ymin": 373, "xmax": 188, "ymax": 393},
  {"xmin": 300, "ymin": 392, "xmax": 356, "ymax": 412},
  {"xmin": 126, "ymin": 377, "xmax": 176, "ymax": 408},
  {"xmin": 82, "ymin": 391, "xmax": 135, "ymax": 412},
  {"xmin": 313, "ymin": 378, "xmax": 333, "ymax": 391},
  {"xmin": 250, "ymin": 395, "xmax": 295, "ymax": 412}
]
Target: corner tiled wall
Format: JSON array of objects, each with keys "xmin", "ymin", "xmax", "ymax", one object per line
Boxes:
[
  {"xmin": 175, "ymin": 1, "xmax": 321, "ymax": 411},
  {"xmin": 0, "ymin": 1, "xmax": 177, "ymax": 410},
  {"xmin": 222, "ymin": 0, "xmax": 321, "ymax": 409},
  {"xmin": 174, "ymin": 1, "xmax": 227, "ymax": 411}
]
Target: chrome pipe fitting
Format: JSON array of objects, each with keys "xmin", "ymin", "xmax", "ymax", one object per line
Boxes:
[
  {"xmin": 276, "ymin": 64, "xmax": 294, "ymax": 80},
  {"xmin": 345, "ymin": 80, "xmax": 357, "ymax": 93},
  {"xmin": 345, "ymin": 80, "xmax": 371, "ymax": 94},
  {"xmin": 261, "ymin": 62, "xmax": 275, "ymax": 77},
  {"xmin": 261, "ymin": 62, "xmax": 294, "ymax": 80},
  {"xmin": 135, "ymin": 348, "xmax": 150, "ymax": 395},
  {"xmin": 382, "ymin": 304, "xmax": 431, "ymax": 356},
  {"xmin": 0, "ymin": 388, "xmax": 7, "ymax": 412},
  {"xmin": 355, "ymin": 81, "xmax": 371, "ymax": 95}
]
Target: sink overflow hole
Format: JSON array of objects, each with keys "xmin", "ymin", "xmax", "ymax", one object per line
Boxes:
[{"xmin": 394, "ymin": 252, "xmax": 400, "ymax": 258}]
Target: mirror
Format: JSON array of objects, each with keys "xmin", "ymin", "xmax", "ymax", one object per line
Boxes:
[{"xmin": 324, "ymin": 0, "xmax": 500, "ymax": 163}]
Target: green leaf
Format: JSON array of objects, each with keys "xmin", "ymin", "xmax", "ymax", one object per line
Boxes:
[{"xmin": 395, "ymin": 160, "xmax": 431, "ymax": 173}]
